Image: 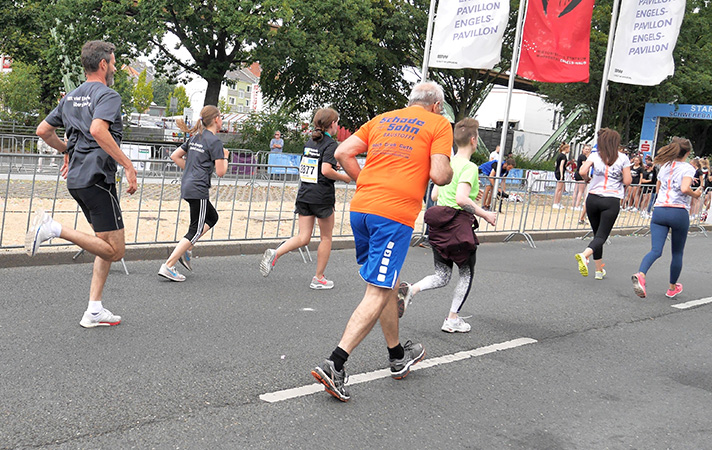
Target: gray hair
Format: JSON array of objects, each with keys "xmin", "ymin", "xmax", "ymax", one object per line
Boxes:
[
  {"xmin": 81, "ymin": 40, "xmax": 115, "ymax": 74},
  {"xmin": 407, "ymin": 81, "xmax": 445, "ymax": 107}
]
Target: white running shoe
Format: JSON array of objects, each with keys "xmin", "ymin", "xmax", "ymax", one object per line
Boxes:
[
  {"xmin": 25, "ymin": 210, "xmax": 57, "ymax": 256},
  {"xmin": 552, "ymin": 203, "xmax": 562, "ymax": 209},
  {"xmin": 310, "ymin": 276, "xmax": 334, "ymax": 290},
  {"xmin": 260, "ymin": 249, "xmax": 277, "ymax": 276},
  {"xmin": 178, "ymin": 250, "xmax": 193, "ymax": 271},
  {"xmin": 79, "ymin": 308, "xmax": 122, "ymax": 328},
  {"xmin": 158, "ymin": 263, "xmax": 186, "ymax": 282},
  {"xmin": 397, "ymin": 282, "xmax": 415, "ymax": 318},
  {"xmin": 441, "ymin": 317, "xmax": 471, "ymax": 333}
]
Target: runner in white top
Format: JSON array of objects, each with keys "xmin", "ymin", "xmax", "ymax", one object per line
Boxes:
[
  {"xmin": 574, "ymin": 128, "xmax": 632, "ymax": 280},
  {"xmin": 632, "ymin": 137, "xmax": 704, "ymax": 299}
]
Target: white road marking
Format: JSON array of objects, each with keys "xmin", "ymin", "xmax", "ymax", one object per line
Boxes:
[
  {"xmin": 259, "ymin": 337, "xmax": 537, "ymax": 403},
  {"xmin": 671, "ymin": 297, "xmax": 712, "ymax": 310}
]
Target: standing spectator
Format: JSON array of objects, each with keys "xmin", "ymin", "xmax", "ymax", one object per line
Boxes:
[
  {"xmin": 260, "ymin": 108, "xmax": 351, "ymax": 288},
  {"xmin": 572, "ymin": 144, "xmax": 592, "ymax": 211},
  {"xmin": 689, "ymin": 158, "xmax": 702, "ymax": 219},
  {"xmin": 574, "ymin": 128, "xmax": 632, "ymax": 280},
  {"xmin": 489, "ymin": 145, "xmax": 501, "ymax": 161},
  {"xmin": 552, "ymin": 143, "xmax": 570, "ymax": 209},
  {"xmin": 158, "ymin": 106, "xmax": 229, "ymax": 282},
  {"xmin": 30, "ymin": 40, "xmax": 138, "ymax": 328},
  {"xmin": 639, "ymin": 158, "xmax": 656, "ymax": 218},
  {"xmin": 397, "ymin": 118, "xmax": 497, "ymax": 333},
  {"xmin": 270, "ymin": 131, "xmax": 284, "ymax": 153},
  {"xmin": 632, "ymin": 137, "xmax": 704, "ymax": 299},
  {"xmin": 701, "ymin": 157, "xmax": 711, "ymax": 213},
  {"xmin": 309, "ymin": 81, "xmax": 453, "ymax": 402},
  {"xmin": 624, "ymin": 155, "xmax": 643, "ymax": 211},
  {"xmin": 479, "ymin": 157, "xmax": 516, "ymax": 211}
]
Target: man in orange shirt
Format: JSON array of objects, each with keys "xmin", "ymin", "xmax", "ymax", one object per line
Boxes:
[{"xmin": 310, "ymin": 82, "xmax": 453, "ymax": 401}]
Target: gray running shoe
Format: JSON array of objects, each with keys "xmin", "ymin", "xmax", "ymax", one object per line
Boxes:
[
  {"xmin": 178, "ymin": 250, "xmax": 193, "ymax": 271},
  {"xmin": 389, "ymin": 340, "xmax": 425, "ymax": 379},
  {"xmin": 397, "ymin": 282, "xmax": 414, "ymax": 318},
  {"xmin": 79, "ymin": 308, "xmax": 122, "ymax": 328},
  {"xmin": 260, "ymin": 249, "xmax": 277, "ymax": 277},
  {"xmin": 311, "ymin": 359, "xmax": 350, "ymax": 402},
  {"xmin": 310, "ymin": 276, "xmax": 334, "ymax": 290},
  {"xmin": 158, "ymin": 263, "xmax": 186, "ymax": 282}
]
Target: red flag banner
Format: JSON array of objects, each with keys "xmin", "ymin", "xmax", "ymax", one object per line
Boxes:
[{"xmin": 517, "ymin": 0, "xmax": 596, "ymax": 83}]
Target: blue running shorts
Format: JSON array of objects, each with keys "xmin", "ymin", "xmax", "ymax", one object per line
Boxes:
[{"xmin": 350, "ymin": 211, "xmax": 413, "ymax": 289}]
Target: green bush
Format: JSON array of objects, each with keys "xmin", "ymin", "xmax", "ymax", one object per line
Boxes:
[{"xmin": 237, "ymin": 108, "xmax": 309, "ymax": 154}]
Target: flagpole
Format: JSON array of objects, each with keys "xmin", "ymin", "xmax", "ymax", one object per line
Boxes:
[
  {"xmin": 594, "ymin": 0, "xmax": 622, "ymax": 134},
  {"xmin": 493, "ymin": 0, "xmax": 528, "ymax": 198},
  {"xmin": 421, "ymin": 0, "xmax": 438, "ymax": 80}
]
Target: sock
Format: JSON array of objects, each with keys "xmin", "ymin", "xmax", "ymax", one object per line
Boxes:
[
  {"xmin": 388, "ymin": 343, "xmax": 404, "ymax": 361},
  {"xmin": 88, "ymin": 301, "xmax": 103, "ymax": 314},
  {"xmin": 330, "ymin": 347, "xmax": 349, "ymax": 372},
  {"xmin": 49, "ymin": 220, "xmax": 62, "ymax": 238}
]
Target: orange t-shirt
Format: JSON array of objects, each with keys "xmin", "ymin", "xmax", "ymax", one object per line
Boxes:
[{"xmin": 350, "ymin": 106, "xmax": 453, "ymax": 227}]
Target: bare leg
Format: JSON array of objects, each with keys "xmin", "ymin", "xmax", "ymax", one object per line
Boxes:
[
  {"xmin": 337, "ymin": 283, "xmax": 399, "ymax": 353},
  {"xmin": 315, "ymin": 214, "xmax": 335, "ymax": 279},
  {"xmin": 86, "ymin": 229, "xmax": 125, "ymax": 302},
  {"xmin": 166, "ymin": 223, "xmax": 210, "ymax": 267},
  {"xmin": 276, "ymin": 214, "xmax": 315, "ymax": 258},
  {"xmin": 59, "ymin": 227, "xmax": 125, "ymax": 262}
]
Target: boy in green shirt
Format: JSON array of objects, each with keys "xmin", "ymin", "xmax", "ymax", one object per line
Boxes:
[{"xmin": 398, "ymin": 118, "xmax": 496, "ymax": 332}]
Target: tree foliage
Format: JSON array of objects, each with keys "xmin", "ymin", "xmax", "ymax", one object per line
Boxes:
[
  {"xmin": 0, "ymin": 61, "xmax": 41, "ymax": 124},
  {"xmin": 167, "ymin": 86, "xmax": 191, "ymax": 116},
  {"xmin": 113, "ymin": 68, "xmax": 135, "ymax": 118},
  {"xmin": 152, "ymin": 77, "xmax": 176, "ymax": 107},
  {"xmin": 255, "ymin": 0, "xmax": 420, "ymax": 130},
  {"xmin": 237, "ymin": 107, "xmax": 306, "ymax": 154},
  {"xmin": 133, "ymin": 70, "xmax": 153, "ymax": 115}
]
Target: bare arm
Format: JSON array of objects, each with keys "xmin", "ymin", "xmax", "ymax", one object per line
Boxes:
[
  {"xmin": 90, "ymin": 119, "xmax": 137, "ymax": 194},
  {"xmin": 431, "ymin": 185, "xmax": 439, "ymax": 202},
  {"xmin": 621, "ymin": 166, "xmax": 632, "ymax": 186},
  {"xmin": 36, "ymin": 120, "xmax": 68, "ymax": 154},
  {"xmin": 681, "ymin": 176, "xmax": 704, "ymax": 198},
  {"xmin": 430, "ymin": 153, "xmax": 453, "ymax": 186},
  {"xmin": 456, "ymin": 182, "xmax": 497, "ymax": 226},
  {"xmin": 170, "ymin": 147, "xmax": 187, "ymax": 170},
  {"xmin": 322, "ymin": 162, "xmax": 351, "ymax": 183},
  {"xmin": 335, "ymin": 135, "xmax": 367, "ymax": 182},
  {"xmin": 579, "ymin": 160, "xmax": 593, "ymax": 182}
]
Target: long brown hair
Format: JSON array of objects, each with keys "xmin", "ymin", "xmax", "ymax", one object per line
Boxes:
[
  {"xmin": 654, "ymin": 137, "xmax": 692, "ymax": 166},
  {"xmin": 597, "ymin": 128, "xmax": 621, "ymax": 166},
  {"xmin": 177, "ymin": 105, "xmax": 220, "ymax": 135},
  {"xmin": 311, "ymin": 108, "xmax": 339, "ymax": 141}
]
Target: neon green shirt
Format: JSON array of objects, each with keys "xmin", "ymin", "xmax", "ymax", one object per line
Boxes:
[{"xmin": 436, "ymin": 155, "xmax": 479, "ymax": 209}]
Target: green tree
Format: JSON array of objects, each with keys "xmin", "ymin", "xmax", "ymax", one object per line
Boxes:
[
  {"xmin": 167, "ymin": 86, "xmax": 191, "ymax": 116},
  {"xmin": 152, "ymin": 77, "xmax": 175, "ymax": 107},
  {"xmin": 218, "ymin": 97, "xmax": 232, "ymax": 114},
  {"xmin": 130, "ymin": 0, "xmax": 272, "ymax": 107},
  {"xmin": 133, "ymin": 69, "xmax": 153, "ymax": 123},
  {"xmin": 0, "ymin": 61, "xmax": 41, "ymax": 124},
  {"xmin": 238, "ymin": 108, "xmax": 306, "ymax": 153},
  {"xmin": 255, "ymin": 0, "xmax": 420, "ymax": 130},
  {"xmin": 113, "ymin": 67, "xmax": 135, "ymax": 119}
]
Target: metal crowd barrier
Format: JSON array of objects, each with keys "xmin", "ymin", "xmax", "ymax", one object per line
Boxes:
[{"xmin": 1, "ymin": 153, "xmax": 709, "ymax": 251}]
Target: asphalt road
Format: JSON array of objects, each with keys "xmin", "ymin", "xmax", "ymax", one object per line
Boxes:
[{"xmin": 1, "ymin": 233, "xmax": 711, "ymax": 449}]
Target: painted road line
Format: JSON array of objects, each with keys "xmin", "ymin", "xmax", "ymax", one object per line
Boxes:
[
  {"xmin": 259, "ymin": 337, "xmax": 537, "ymax": 403},
  {"xmin": 671, "ymin": 297, "xmax": 712, "ymax": 310}
]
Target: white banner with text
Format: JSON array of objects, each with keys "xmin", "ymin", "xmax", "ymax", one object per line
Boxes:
[
  {"xmin": 608, "ymin": 0, "xmax": 686, "ymax": 86},
  {"xmin": 428, "ymin": 0, "xmax": 509, "ymax": 70}
]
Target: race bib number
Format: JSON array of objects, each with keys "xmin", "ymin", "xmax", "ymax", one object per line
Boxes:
[{"xmin": 299, "ymin": 157, "xmax": 318, "ymax": 183}]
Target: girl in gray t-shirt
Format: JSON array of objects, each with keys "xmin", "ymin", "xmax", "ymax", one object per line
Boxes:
[{"xmin": 158, "ymin": 106, "xmax": 229, "ymax": 282}]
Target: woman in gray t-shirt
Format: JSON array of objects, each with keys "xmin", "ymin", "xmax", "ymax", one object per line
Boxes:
[{"xmin": 158, "ymin": 105, "xmax": 229, "ymax": 282}]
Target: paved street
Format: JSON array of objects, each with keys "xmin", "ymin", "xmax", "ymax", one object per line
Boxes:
[{"xmin": 1, "ymin": 233, "xmax": 711, "ymax": 449}]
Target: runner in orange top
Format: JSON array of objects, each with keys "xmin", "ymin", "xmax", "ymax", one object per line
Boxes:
[
  {"xmin": 350, "ymin": 105, "xmax": 453, "ymax": 227},
  {"xmin": 309, "ymin": 82, "xmax": 453, "ymax": 402}
]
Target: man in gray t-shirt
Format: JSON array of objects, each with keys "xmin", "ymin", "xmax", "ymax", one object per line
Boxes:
[{"xmin": 30, "ymin": 40, "xmax": 138, "ymax": 329}]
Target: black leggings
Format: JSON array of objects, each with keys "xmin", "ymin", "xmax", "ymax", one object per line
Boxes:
[
  {"xmin": 585, "ymin": 193, "xmax": 620, "ymax": 260},
  {"xmin": 184, "ymin": 198, "xmax": 219, "ymax": 244}
]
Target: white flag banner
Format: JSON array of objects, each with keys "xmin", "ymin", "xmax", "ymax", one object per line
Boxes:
[
  {"xmin": 608, "ymin": 0, "xmax": 686, "ymax": 86},
  {"xmin": 428, "ymin": 0, "xmax": 509, "ymax": 70}
]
